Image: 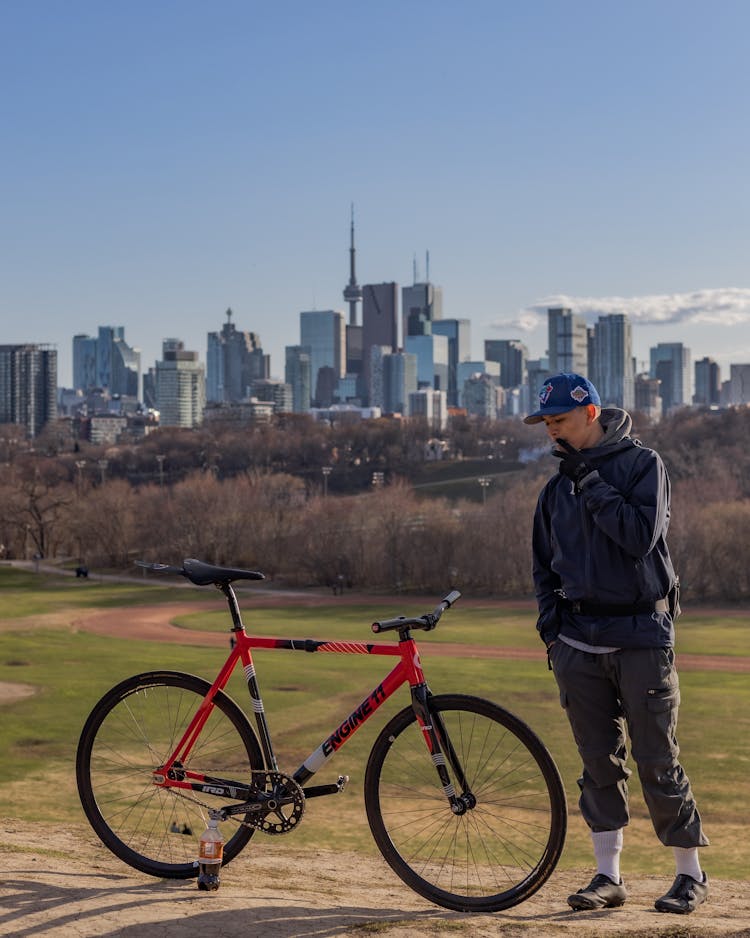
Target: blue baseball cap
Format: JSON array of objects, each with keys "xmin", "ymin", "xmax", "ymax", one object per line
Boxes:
[{"xmin": 524, "ymin": 373, "xmax": 601, "ymax": 424}]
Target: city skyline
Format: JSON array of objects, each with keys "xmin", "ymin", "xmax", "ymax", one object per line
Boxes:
[{"xmin": 2, "ymin": 3, "xmax": 749, "ymax": 386}]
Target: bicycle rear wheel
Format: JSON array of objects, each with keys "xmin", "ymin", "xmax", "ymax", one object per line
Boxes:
[
  {"xmin": 364, "ymin": 693, "xmax": 566, "ymax": 912},
  {"xmin": 76, "ymin": 670, "xmax": 263, "ymax": 878}
]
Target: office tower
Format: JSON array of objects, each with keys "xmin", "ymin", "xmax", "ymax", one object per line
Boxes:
[
  {"xmin": 285, "ymin": 345, "xmax": 312, "ymax": 413},
  {"xmin": 362, "ymin": 283, "xmax": 398, "ymax": 403},
  {"xmin": 368, "ymin": 345, "xmax": 389, "ymax": 410},
  {"xmin": 650, "ymin": 343, "xmax": 691, "ymax": 416},
  {"xmin": 96, "ymin": 326, "xmax": 120, "ymax": 389},
  {"xmin": 0, "ymin": 344, "xmax": 57, "ymax": 438},
  {"xmin": 73, "ymin": 335, "xmax": 97, "ymax": 390},
  {"xmin": 300, "ymin": 310, "xmax": 346, "ymax": 406},
  {"xmin": 694, "ymin": 357, "xmax": 721, "ymax": 406},
  {"xmin": 383, "ymin": 351, "xmax": 418, "ymax": 414},
  {"xmin": 728, "ymin": 364, "xmax": 750, "ymax": 405},
  {"xmin": 456, "ymin": 361, "xmax": 500, "ymax": 404},
  {"xmin": 155, "ymin": 339, "xmax": 205, "ymax": 428},
  {"xmin": 634, "ymin": 373, "xmax": 662, "ymax": 422},
  {"xmin": 484, "ymin": 339, "xmax": 529, "ymax": 389},
  {"xmin": 402, "ymin": 273, "xmax": 443, "ymax": 345},
  {"xmin": 432, "ymin": 318, "xmax": 471, "ymax": 406},
  {"xmin": 342, "ymin": 205, "xmax": 362, "ymax": 326},
  {"xmin": 206, "ymin": 309, "xmax": 267, "ymax": 403},
  {"xmin": 345, "ymin": 324, "xmax": 363, "ymax": 391},
  {"xmin": 547, "ymin": 308, "xmax": 587, "ymax": 374},
  {"xmin": 589, "ymin": 314, "xmax": 634, "ymax": 409},
  {"xmin": 409, "ymin": 388, "xmax": 448, "ymax": 429},
  {"xmin": 251, "ymin": 378, "xmax": 293, "ymax": 412},
  {"xmin": 112, "ymin": 337, "xmax": 141, "ymax": 398},
  {"xmin": 73, "ymin": 327, "xmax": 140, "ymax": 398},
  {"xmin": 462, "ymin": 373, "xmax": 501, "ymax": 419},
  {"xmin": 405, "ymin": 334, "xmax": 449, "ymax": 394}
]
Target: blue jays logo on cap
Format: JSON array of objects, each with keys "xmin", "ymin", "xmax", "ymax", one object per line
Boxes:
[
  {"xmin": 524, "ymin": 373, "xmax": 601, "ymax": 424},
  {"xmin": 539, "ymin": 382, "xmax": 555, "ymax": 406}
]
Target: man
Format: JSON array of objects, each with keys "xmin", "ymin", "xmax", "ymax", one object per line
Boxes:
[{"xmin": 526, "ymin": 372, "xmax": 708, "ymax": 915}]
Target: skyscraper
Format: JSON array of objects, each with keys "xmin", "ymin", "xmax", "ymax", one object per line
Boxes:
[
  {"xmin": 72, "ymin": 327, "xmax": 140, "ymax": 398},
  {"xmin": 72, "ymin": 335, "xmax": 97, "ymax": 390},
  {"xmin": 383, "ymin": 351, "xmax": 418, "ymax": 415},
  {"xmin": 285, "ymin": 345, "xmax": 312, "ymax": 413},
  {"xmin": 155, "ymin": 339, "xmax": 205, "ymax": 427},
  {"xmin": 402, "ymin": 279, "xmax": 443, "ymax": 345},
  {"xmin": 300, "ymin": 310, "xmax": 346, "ymax": 407},
  {"xmin": 484, "ymin": 339, "xmax": 528, "ymax": 389},
  {"xmin": 693, "ymin": 357, "xmax": 721, "ymax": 406},
  {"xmin": 728, "ymin": 364, "xmax": 750, "ymax": 405},
  {"xmin": 206, "ymin": 309, "xmax": 267, "ymax": 403},
  {"xmin": 362, "ymin": 283, "xmax": 398, "ymax": 403},
  {"xmin": 589, "ymin": 313, "xmax": 634, "ymax": 409},
  {"xmin": 405, "ymin": 334, "xmax": 449, "ymax": 394},
  {"xmin": 650, "ymin": 343, "xmax": 691, "ymax": 416},
  {"xmin": 547, "ymin": 307, "xmax": 587, "ymax": 374},
  {"xmin": 0, "ymin": 344, "xmax": 58, "ymax": 437},
  {"xmin": 432, "ymin": 318, "xmax": 471, "ymax": 406}
]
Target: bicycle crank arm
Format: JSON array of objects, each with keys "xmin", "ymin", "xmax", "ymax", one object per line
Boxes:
[{"xmin": 302, "ymin": 775, "xmax": 350, "ymax": 799}]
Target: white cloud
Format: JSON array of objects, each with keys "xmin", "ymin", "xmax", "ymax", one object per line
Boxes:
[{"xmin": 493, "ymin": 287, "xmax": 750, "ymax": 333}]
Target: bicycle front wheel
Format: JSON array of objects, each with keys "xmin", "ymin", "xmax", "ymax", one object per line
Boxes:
[
  {"xmin": 76, "ymin": 671, "xmax": 264, "ymax": 879},
  {"xmin": 364, "ymin": 693, "xmax": 567, "ymax": 912}
]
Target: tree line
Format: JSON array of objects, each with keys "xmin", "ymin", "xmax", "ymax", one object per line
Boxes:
[{"xmin": 0, "ymin": 407, "xmax": 747, "ymax": 602}]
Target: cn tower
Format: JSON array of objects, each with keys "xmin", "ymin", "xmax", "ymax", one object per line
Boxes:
[{"xmin": 342, "ymin": 204, "xmax": 362, "ymax": 326}]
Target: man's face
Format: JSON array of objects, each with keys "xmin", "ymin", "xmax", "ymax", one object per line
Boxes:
[{"xmin": 542, "ymin": 406, "xmax": 594, "ymax": 450}]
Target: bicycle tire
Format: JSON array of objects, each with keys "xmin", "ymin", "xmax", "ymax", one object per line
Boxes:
[
  {"xmin": 76, "ymin": 670, "xmax": 263, "ymax": 879},
  {"xmin": 364, "ymin": 693, "xmax": 567, "ymax": 912}
]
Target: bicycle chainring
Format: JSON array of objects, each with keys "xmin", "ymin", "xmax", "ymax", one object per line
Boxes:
[{"xmin": 241, "ymin": 771, "xmax": 305, "ymax": 835}]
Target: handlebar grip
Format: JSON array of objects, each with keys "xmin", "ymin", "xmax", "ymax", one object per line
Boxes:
[{"xmin": 442, "ymin": 589, "xmax": 461, "ymax": 607}]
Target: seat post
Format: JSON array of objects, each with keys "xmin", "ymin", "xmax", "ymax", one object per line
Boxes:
[{"xmin": 218, "ymin": 582, "xmax": 244, "ymax": 632}]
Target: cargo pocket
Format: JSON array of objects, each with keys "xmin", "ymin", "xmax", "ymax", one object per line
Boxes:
[{"xmin": 637, "ymin": 683, "xmax": 680, "ymax": 763}]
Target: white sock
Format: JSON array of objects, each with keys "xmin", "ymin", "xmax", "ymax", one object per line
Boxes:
[
  {"xmin": 673, "ymin": 846, "xmax": 703, "ymax": 881},
  {"xmin": 591, "ymin": 829, "xmax": 623, "ymax": 883}
]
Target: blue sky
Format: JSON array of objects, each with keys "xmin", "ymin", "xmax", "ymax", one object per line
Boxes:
[{"xmin": 2, "ymin": 0, "xmax": 749, "ymax": 387}]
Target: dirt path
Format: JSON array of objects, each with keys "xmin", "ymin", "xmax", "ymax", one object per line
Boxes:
[
  {"xmin": 3, "ymin": 823, "xmax": 749, "ymax": 938},
  {"xmin": 67, "ymin": 598, "xmax": 750, "ymax": 673}
]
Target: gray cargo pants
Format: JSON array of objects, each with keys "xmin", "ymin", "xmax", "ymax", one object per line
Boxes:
[{"xmin": 549, "ymin": 641, "xmax": 708, "ymax": 847}]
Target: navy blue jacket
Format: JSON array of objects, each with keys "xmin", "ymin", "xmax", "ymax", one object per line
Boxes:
[{"xmin": 532, "ymin": 409, "xmax": 678, "ymax": 649}]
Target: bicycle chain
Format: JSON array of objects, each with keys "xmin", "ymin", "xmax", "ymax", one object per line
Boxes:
[{"xmin": 167, "ymin": 771, "xmax": 305, "ymax": 835}]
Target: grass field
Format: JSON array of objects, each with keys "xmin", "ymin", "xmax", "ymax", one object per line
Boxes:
[{"xmin": 0, "ymin": 566, "xmax": 747, "ymax": 880}]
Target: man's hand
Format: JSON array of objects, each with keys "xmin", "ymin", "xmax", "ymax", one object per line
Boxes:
[{"xmin": 552, "ymin": 439, "xmax": 596, "ymax": 488}]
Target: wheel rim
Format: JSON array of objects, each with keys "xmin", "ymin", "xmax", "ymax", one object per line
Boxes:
[
  {"xmin": 369, "ymin": 698, "xmax": 565, "ymax": 908},
  {"xmin": 81, "ymin": 676, "xmax": 257, "ymax": 873}
]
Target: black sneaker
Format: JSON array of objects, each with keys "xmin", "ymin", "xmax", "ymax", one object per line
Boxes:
[
  {"xmin": 655, "ymin": 873, "xmax": 709, "ymax": 914},
  {"xmin": 567, "ymin": 873, "xmax": 627, "ymax": 911}
]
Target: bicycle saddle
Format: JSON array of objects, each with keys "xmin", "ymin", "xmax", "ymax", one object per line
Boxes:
[{"xmin": 138, "ymin": 558, "xmax": 265, "ymax": 585}]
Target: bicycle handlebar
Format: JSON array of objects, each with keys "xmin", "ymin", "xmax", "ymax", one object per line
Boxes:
[{"xmin": 371, "ymin": 589, "xmax": 462, "ymax": 634}]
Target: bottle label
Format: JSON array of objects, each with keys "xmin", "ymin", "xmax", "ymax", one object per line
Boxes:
[{"xmin": 199, "ymin": 841, "xmax": 223, "ymax": 861}]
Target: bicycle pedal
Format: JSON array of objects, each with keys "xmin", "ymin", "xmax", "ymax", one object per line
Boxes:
[{"xmin": 337, "ymin": 775, "xmax": 349, "ymax": 792}]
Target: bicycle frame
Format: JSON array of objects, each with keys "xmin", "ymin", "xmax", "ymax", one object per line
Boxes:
[{"xmin": 154, "ymin": 582, "xmax": 466, "ymax": 810}]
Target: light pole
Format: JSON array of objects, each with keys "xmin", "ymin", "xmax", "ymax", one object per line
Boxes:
[
  {"xmin": 478, "ymin": 476, "xmax": 491, "ymax": 504},
  {"xmin": 156, "ymin": 454, "xmax": 166, "ymax": 487},
  {"xmin": 322, "ymin": 465, "xmax": 332, "ymax": 497},
  {"xmin": 98, "ymin": 459, "xmax": 109, "ymax": 486}
]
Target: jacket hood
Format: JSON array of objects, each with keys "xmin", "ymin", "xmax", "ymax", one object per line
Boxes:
[{"xmin": 587, "ymin": 407, "xmax": 634, "ymax": 454}]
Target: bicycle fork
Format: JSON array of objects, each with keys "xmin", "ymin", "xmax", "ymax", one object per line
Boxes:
[{"xmin": 411, "ymin": 684, "xmax": 476, "ymax": 815}]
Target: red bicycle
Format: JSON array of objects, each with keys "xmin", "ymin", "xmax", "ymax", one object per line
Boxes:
[{"xmin": 76, "ymin": 558, "xmax": 566, "ymax": 913}]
